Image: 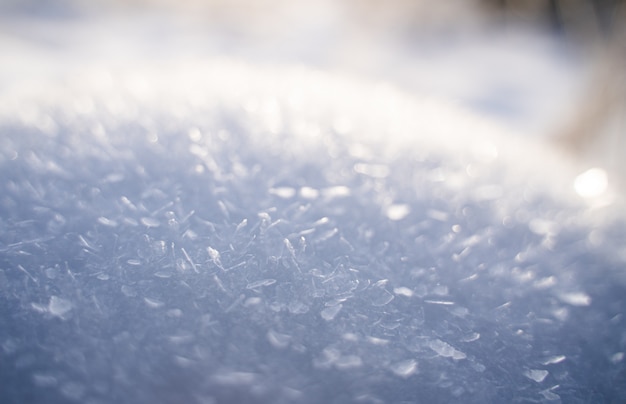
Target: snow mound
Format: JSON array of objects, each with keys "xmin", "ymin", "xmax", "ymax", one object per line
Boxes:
[{"xmin": 1, "ymin": 62, "xmax": 625, "ymax": 403}]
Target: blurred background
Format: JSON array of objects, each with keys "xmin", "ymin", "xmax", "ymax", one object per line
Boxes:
[{"xmin": 0, "ymin": 0, "xmax": 624, "ymax": 191}]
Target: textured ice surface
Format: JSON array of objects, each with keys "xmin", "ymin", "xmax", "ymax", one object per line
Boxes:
[{"xmin": 0, "ymin": 63, "xmax": 625, "ymax": 404}]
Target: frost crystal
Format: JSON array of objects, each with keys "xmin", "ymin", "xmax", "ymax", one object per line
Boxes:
[
  {"xmin": 524, "ymin": 369, "xmax": 549, "ymax": 383},
  {"xmin": 48, "ymin": 296, "xmax": 72, "ymax": 319}
]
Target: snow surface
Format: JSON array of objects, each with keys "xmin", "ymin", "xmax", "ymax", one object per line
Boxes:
[
  {"xmin": 1, "ymin": 1, "xmax": 626, "ymax": 402},
  {"xmin": 1, "ymin": 61, "xmax": 625, "ymax": 404}
]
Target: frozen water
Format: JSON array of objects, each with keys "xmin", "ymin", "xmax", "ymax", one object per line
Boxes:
[
  {"xmin": 428, "ymin": 339, "xmax": 467, "ymax": 360},
  {"xmin": 524, "ymin": 369, "xmax": 549, "ymax": 383},
  {"xmin": 389, "ymin": 359, "xmax": 418, "ymax": 378},
  {"xmin": 0, "ymin": 55, "xmax": 625, "ymax": 404},
  {"xmin": 558, "ymin": 292, "xmax": 592, "ymax": 306},
  {"xmin": 542, "ymin": 355, "xmax": 566, "ymax": 365},
  {"xmin": 245, "ymin": 279, "xmax": 277, "ymax": 289},
  {"xmin": 47, "ymin": 296, "xmax": 72, "ymax": 319},
  {"xmin": 320, "ymin": 304, "xmax": 343, "ymax": 321}
]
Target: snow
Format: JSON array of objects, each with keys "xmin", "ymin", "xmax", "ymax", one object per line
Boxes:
[{"xmin": 0, "ymin": 3, "xmax": 625, "ymax": 404}]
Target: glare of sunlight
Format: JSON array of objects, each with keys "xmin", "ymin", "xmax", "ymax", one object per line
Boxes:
[{"xmin": 574, "ymin": 167, "xmax": 608, "ymax": 198}]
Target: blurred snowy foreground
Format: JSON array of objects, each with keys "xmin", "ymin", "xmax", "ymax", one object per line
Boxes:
[{"xmin": 1, "ymin": 6, "xmax": 626, "ymax": 404}]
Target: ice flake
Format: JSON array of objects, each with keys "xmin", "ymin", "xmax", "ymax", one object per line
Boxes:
[
  {"xmin": 424, "ymin": 299, "xmax": 454, "ymax": 305},
  {"xmin": 461, "ymin": 332, "xmax": 481, "ymax": 342},
  {"xmin": 287, "ymin": 300, "xmax": 309, "ymax": 314},
  {"xmin": 97, "ymin": 216, "xmax": 118, "ymax": 227},
  {"xmin": 390, "ymin": 359, "xmax": 418, "ymax": 378},
  {"xmin": 181, "ymin": 247, "xmax": 199, "ymax": 273},
  {"xmin": 126, "ymin": 259, "xmax": 141, "ymax": 266},
  {"xmin": 386, "ymin": 204, "xmax": 410, "ymax": 221},
  {"xmin": 167, "ymin": 333, "xmax": 194, "ymax": 345},
  {"xmin": 431, "ymin": 284, "xmax": 449, "ymax": 296},
  {"xmin": 320, "ymin": 304, "xmax": 342, "ymax": 321},
  {"xmin": 166, "ymin": 309, "xmax": 183, "ymax": 317},
  {"xmin": 77, "ymin": 234, "xmax": 94, "ymax": 250},
  {"xmin": 267, "ymin": 329, "xmax": 292, "ymax": 349},
  {"xmin": 551, "ymin": 306, "xmax": 569, "ymax": 321},
  {"xmin": 48, "ymin": 296, "xmax": 72, "ymax": 319},
  {"xmin": 335, "ymin": 355, "xmax": 362, "ymax": 369},
  {"xmin": 524, "ymin": 369, "xmax": 549, "ymax": 383},
  {"xmin": 207, "ymin": 246, "xmax": 224, "ymax": 270},
  {"xmin": 542, "ymin": 355, "xmax": 566, "ymax": 365},
  {"xmin": 449, "ymin": 305, "xmax": 469, "ymax": 317},
  {"xmin": 428, "ymin": 339, "xmax": 466, "ymax": 360},
  {"xmin": 370, "ymin": 288, "xmax": 394, "ymax": 307},
  {"xmin": 269, "ymin": 187, "xmax": 296, "ymax": 198},
  {"xmin": 534, "ymin": 276, "xmax": 557, "ymax": 289},
  {"xmin": 366, "ymin": 336, "xmax": 390, "ymax": 345},
  {"xmin": 140, "ymin": 217, "xmax": 160, "ymax": 228},
  {"xmin": 610, "ymin": 352, "xmax": 624, "ymax": 364},
  {"xmin": 300, "ymin": 186, "xmax": 319, "ymax": 199},
  {"xmin": 31, "ymin": 303, "xmax": 47, "ymax": 314},
  {"xmin": 529, "ymin": 218, "xmax": 560, "ymax": 236},
  {"xmin": 246, "ymin": 279, "xmax": 276, "ymax": 289},
  {"xmin": 342, "ymin": 333, "xmax": 359, "ymax": 342},
  {"xmin": 225, "ymin": 294, "xmax": 245, "ymax": 312},
  {"xmin": 121, "ymin": 285, "xmax": 137, "ymax": 297},
  {"xmin": 540, "ymin": 386, "xmax": 561, "ymax": 401},
  {"xmin": 144, "ymin": 297, "xmax": 164, "ymax": 309},
  {"xmin": 426, "ymin": 209, "xmax": 449, "ymax": 222},
  {"xmin": 393, "ymin": 287, "xmax": 413, "ymax": 297},
  {"xmin": 212, "ymin": 372, "xmax": 257, "ymax": 386},
  {"xmin": 353, "ymin": 163, "xmax": 390, "ymax": 178},
  {"xmin": 173, "ymin": 355, "xmax": 196, "ymax": 368},
  {"xmin": 245, "ymin": 297, "xmax": 262, "ymax": 307},
  {"xmin": 317, "ymin": 228, "xmax": 339, "ymax": 242},
  {"xmin": 60, "ymin": 382, "xmax": 85, "ymax": 401},
  {"xmin": 235, "ymin": 218, "xmax": 248, "ymax": 232},
  {"xmin": 471, "ymin": 361, "xmax": 486, "ymax": 372},
  {"xmin": 558, "ymin": 292, "xmax": 592, "ymax": 306},
  {"xmin": 32, "ymin": 373, "xmax": 58, "ymax": 387},
  {"xmin": 314, "ymin": 348, "xmax": 342, "ymax": 369},
  {"xmin": 18, "ymin": 265, "xmax": 37, "ymax": 283},
  {"xmin": 322, "ymin": 186, "xmax": 350, "ymax": 198},
  {"xmin": 283, "ymin": 238, "xmax": 296, "ymax": 257},
  {"xmin": 313, "ymin": 217, "xmax": 330, "ymax": 227}
]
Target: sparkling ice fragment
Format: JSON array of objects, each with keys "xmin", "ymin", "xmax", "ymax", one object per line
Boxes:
[
  {"xmin": 558, "ymin": 292, "xmax": 592, "ymax": 306},
  {"xmin": 48, "ymin": 296, "xmax": 72, "ymax": 318},
  {"xmin": 524, "ymin": 369, "xmax": 549, "ymax": 383},
  {"xmin": 246, "ymin": 279, "xmax": 277, "ymax": 289},
  {"xmin": 390, "ymin": 359, "xmax": 418, "ymax": 378},
  {"xmin": 320, "ymin": 304, "xmax": 342, "ymax": 321},
  {"xmin": 428, "ymin": 339, "xmax": 466, "ymax": 360},
  {"xmin": 267, "ymin": 329, "xmax": 291, "ymax": 349},
  {"xmin": 140, "ymin": 217, "xmax": 160, "ymax": 228},
  {"xmin": 386, "ymin": 204, "xmax": 410, "ymax": 221}
]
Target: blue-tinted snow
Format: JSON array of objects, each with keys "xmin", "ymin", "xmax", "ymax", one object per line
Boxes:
[
  {"xmin": 1, "ymin": 1, "xmax": 626, "ymax": 402},
  {"xmin": 0, "ymin": 63, "xmax": 625, "ymax": 404}
]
